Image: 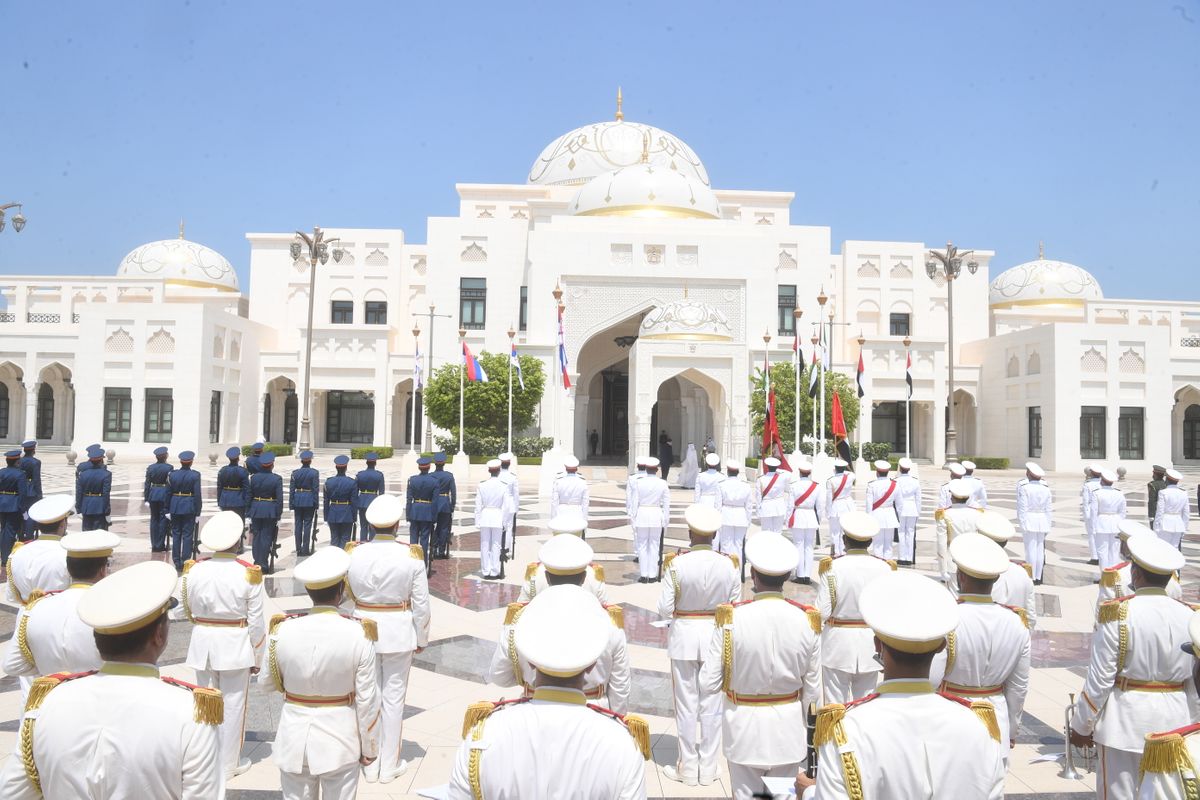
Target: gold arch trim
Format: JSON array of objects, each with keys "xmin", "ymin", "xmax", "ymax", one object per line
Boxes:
[{"xmin": 574, "ymin": 204, "xmax": 719, "ymax": 220}]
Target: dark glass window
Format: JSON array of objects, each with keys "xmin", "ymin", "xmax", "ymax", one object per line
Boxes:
[
  {"xmin": 1028, "ymin": 406, "xmax": 1042, "ymax": 458},
  {"xmin": 461, "ymin": 278, "xmax": 486, "ymax": 329},
  {"xmin": 1185, "ymin": 405, "xmax": 1200, "ymax": 460},
  {"xmin": 262, "ymin": 393, "xmax": 272, "ymax": 442},
  {"xmin": 36, "ymin": 384, "xmax": 54, "ymax": 440},
  {"xmin": 519, "ymin": 286, "xmax": 528, "ymax": 331},
  {"xmin": 777, "ymin": 285, "xmax": 797, "ymax": 335},
  {"xmin": 1118, "ymin": 406, "xmax": 1144, "ymax": 460},
  {"xmin": 144, "ymin": 388, "xmax": 173, "ymax": 443},
  {"xmin": 870, "ymin": 401, "xmax": 907, "ymax": 454},
  {"xmin": 365, "ymin": 301, "xmax": 387, "ymax": 325},
  {"xmin": 325, "ymin": 391, "xmax": 375, "ymax": 444},
  {"xmin": 1080, "ymin": 405, "xmax": 1106, "ymax": 460},
  {"xmin": 889, "ymin": 313, "xmax": 911, "ymax": 336},
  {"xmin": 0, "ymin": 383, "xmax": 7, "ymax": 440},
  {"xmin": 209, "ymin": 391, "xmax": 222, "ymax": 443},
  {"xmin": 331, "ymin": 300, "xmax": 354, "ymax": 324},
  {"xmin": 104, "ymin": 388, "xmax": 132, "ymax": 442}
]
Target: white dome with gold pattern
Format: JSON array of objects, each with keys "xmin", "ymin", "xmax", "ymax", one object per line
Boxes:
[
  {"xmin": 639, "ymin": 299, "xmax": 732, "ymax": 341},
  {"xmin": 989, "ymin": 249, "xmax": 1101, "ymax": 308},
  {"xmin": 117, "ymin": 235, "xmax": 238, "ymax": 292},
  {"xmin": 569, "ymin": 162, "xmax": 720, "ymax": 219}
]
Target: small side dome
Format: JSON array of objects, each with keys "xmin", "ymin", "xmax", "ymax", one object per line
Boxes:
[
  {"xmin": 117, "ymin": 234, "xmax": 238, "ymax": 292},
  {"xmin": 639, "ymin": 300, "xmax": 732, "ymax": 341},
  {"xmin": 989, "ymin": 248, "xmax": 1101, "ymax": 308},
  {"xmin": 569, "ymin": 163, "xmax": 720, "ymax": 220}
]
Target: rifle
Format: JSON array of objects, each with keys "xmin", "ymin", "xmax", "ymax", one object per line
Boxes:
[
  {"xmin": 498, "ymin": 516, "xmax": 509, "ymax": 579},
  {"xmin": 805, "ymin": 702, "xmax": 819, "ymax": 778},
  {"xmin": 656, "ymin": 525, "xmax": 665, "ymax": 582},
  {"xmin": 269, "ymin": 520, "xmax": 280, "ymax": 572},
  {"xmin": 740, "ymin": 532, "xmax": 747, "ymax": 583}
]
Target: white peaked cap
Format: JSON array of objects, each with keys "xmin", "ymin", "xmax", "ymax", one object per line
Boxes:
[
  {"xmin": 962, "ymin": 460, "xmax": 977, "ymax": 470},
  {"xmin": 898, "ymin": 457, "xmax": 914, "ymax": 470},
  {"xmin": 745, "ymin": 531, "xmax": 799, "ymax": 576},
  {"xmin": 200, "ymin": 511, "xmax": 245, "ymax": 551},
  {"xmin": 28, "ymin": 495, "xmax": 74, "ymax": 525},
  {"xmin": 975, "ymin": 510, "xmax": 1016, "ymax": 543},
  {"xmin": 796, "ymin": 459, "xmax": 813, "ymax": 473},
  {"xmin": 1100, "ymin": 468, "xmax": 1118, "ymax": 483},
  {"xmin": 947, "ymin": 479, "xmax": 973, "ymax": 499},
  {"xmin": 547, "ymin": 515, "xmax": 586, "ymax": 535},
  {"xmin": 1117, "ymin": 519, "xmax": 1154, "ymax": 541},
  {"xmin": 861, "ymin": 571, "xmax": 960, "ymax": 654},
  {"xmin": 684, "ymin": 504, "xmax": 722, "ymax": 536},
  {"xmin": 763, "ymin": 457, "xmax": 781, "ymax": 468},
  {"xmin": 839, "ymin": 510, "xmax": 880, "ymax": 542},
  {"xmin": 61, "ymin": 530, "xmax": 119, "ymax": 559},
  {"xmin": 293, "ymin": 546, "xmax": 351, "ymax": 590},
  {"xmin": 486, "ymin": 459, "xmax": 502, "ymax": 469},
  {"xmin": 1025, "ymin": 462, "xmax": 1045, "ymax": 478},
  {"xmin": 538, "ymin": 534, "xmax": 594, "ymax": 575},
  {"xmin": 1128, "ymin": 535, "xmax": 1186, "ymax": 575},
  {"xmin": 873, "ymin": 460, "xmax": 891, "ymax": 471},
  {"xmin": 833, "ymin": 458, "xmax": 849, "ymax": 468},
  {"xmin": 1166, "ymin": 468, "xmax": 1182, "ymax": 482},
  {"xmin": 366, "ymin": 494, "xmax": 405, "ymax": 528},
  {"xmin": 515, "ymin": 584, "xmax": 610, "ymax": 676},
  {"xmin": 645, "ymin": 457, "xmax": 661, "ymax": 468},
  {"xmin": 499, "ymin": 452, "xmax": 514, "ymax": 461},
  {"xmin": 948, "ymin": 463, "xmax": 966, "ymax": 477},
  {"xmin": 705, "ymin": 453, "xmax": 721, "ymax": 467},
  {"xmin": 78, "ymin": 561, "xmax": 177, "ymax": 635},
  {"xmin": 563, "ymin": 455, "xmax": 580, "ymax": 469},
  {"xmin": 950, "ymin": 533, "xmax": 1010, "ymax": 580}
]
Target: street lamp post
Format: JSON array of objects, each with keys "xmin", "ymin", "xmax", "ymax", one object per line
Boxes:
[
  {"xmin": 414, "ymin": 304, "xmax": 452, "ymax": 449},
  {"xmin": 903, "ymin": 334, "xmax": 913, "ymax": 460},
  {"xmin": 856, "ymin": 331, "xmax": 866, "ymax": 458},
  {"xmin": 925, "ymin": 241, "xmax": 979, "ymax": 464},
  {"xmin": 411, "ymin": 323, "xmax": 421, "ymax": 452},
  {"xmin": 0, "ymin": 203, "xmax": 27, "ymax": 234},
  {"xmin": 817, "ymin": 289, "xmax": 828, "ymax": 454},
  {"xmin": 507, "ymin": 325, "xmax": 516, "ymax": 455},
  {"xmin": 290, "ymin": 227, "xmax": 344, "ymax": 451},
  {"xmin": 762, "ymin": 329, "xmax": 771, "ymax": 459}
]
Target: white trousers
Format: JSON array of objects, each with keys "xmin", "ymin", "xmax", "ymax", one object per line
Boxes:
[
  {"xmin": 788, "ymin": 528, "xmax": 816, "ymax": 580},
  {"xmin": 717, "ymin": 526, "xmax": 747, "ymax": 564},
  {"xmin": 759, "ymin": 515, "xmax": 784, "ymax": 534},
  {"xmin": 868, "ymin": 529, "xmax": 894, "ymax": 560},
  {"xmin": 728, "ymin": 760, "xmax": 802, "ymax": 800},
  {"xmin": 197, "ymin": 667, "xmax": 250, "ymax": 775},
  {"xmin": 828, "ymin": 516, "xmax": 845, "ymax": 557},
  {"xmin": 1158, "ymin": 530, "xmax": 1184, "ymax": 550},
  {"xmin": 1085, "ymin": 517, "xmax": 1097, "ymax": 559},
  {"xmin": 479, "ymin": 526, "xmax": 502, "ymax": 577},
  {"xmin": 936, "ymin": 528, "xmax": 951, "ymax": 582},
  {"xmin": 280, "ymin": 762, "xmax": 359, "ymax": 800},
  {"xmin": 670, "ymin": 658, "xmax": 723, "ymax": 779},
  {"xmin": 823, "ymin": 667, "xmax": 879, "ymax": 705},
  {"xmin": 898, "ymin": 516, "xmax": 917, "ymax": 562},
  {"xmin": 1096, "ymin": 533, "xmax": 1120, "ymax": 570},
  {"xmin": 634, "ymin": 526, "xmax": 662, "ymax": 579},
  {"xmin": 1097, "ymin": 744, "xmax": 1138, "ymax": 800},
  {"xmin": 364, "ymin": 651, "xmax": 414, "ymax": 782},
  {"xmin": 1023, "ymin": 529, "xmax": 1047, "ymax": 581}
]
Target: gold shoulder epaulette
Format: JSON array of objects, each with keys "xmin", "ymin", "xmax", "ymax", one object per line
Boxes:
[
  {"xmin": 344, "ymin": 541, "xmax": 358, "ymax": 554},
  {"xmin": 1097, "ymin": 598, "xmax": 1128, "ymax": 625},
  {"xmin": 462, "ymin": 700, "xmax": 497, "ymax": 738},
  {"xmin": 934, "ymin": 508, "xmax": 945, "ymax": 521},
  {"xmin": 504, "ymin": 602, "xmax": 526, "ymax": 626},
  {"xmin": 192, "ymin": 686, "xmax": 224, "ymax": 726},
  {"xmin": 1142, "ymin": 732, "xmax": 1193, "ymax": 774},
  {"xmin": 25, "ymin": 674, "xmax": 64, "ymax": 712},
  {"xmin": 715, "ymin": 603, "xmax": 734, "ymax": 627},
  {"xmin": 727, "ymin": 553, "xmax": 740, "ymax": 571},
  {"xmin": 818, "ymin": 556, "xmax": 833, "ymax": 576},
  {"xmin": 24, "ymin": 589, "xmax": 46, "ymax": 609},
  {"xmin": 245, "ymin": 565, "xmax": 262, "ymax": 585},
  {"xmin": 592, "ymin": 563, "xmax": 605, "ymax": 583},
  {"xmin": 624, "ymin": 713, "xmax": 651, "ymax": 760},
  {"xmin": 1021, "ymin": 562, "xmax": 1033, "ymax": 579},
  {"xmin": 662, "ymin": 552, "xmax": 677, "ymax": 569},
  {"xmin": 182, "ymin": 559, "xmax": 196, "ymax": 574},
  {"xmin": 886, "ymin": 559, "xmax": 898, "ymax": 571},
  {"xmin": 806, "ymin": 608, "xmax": 822, "ymax": 634},
  {"xmin": 814, "ymin": 703, "xmax": 847, "ymax": 746},
  {"xmin": 10, "ymin": 540, "xmax": 24, "ymax": 555},
  {"xmin": 1010, "ymin": 605, "xmax": 1030, "ymax": 629},
  {"xmin": 971, "ymin": 700, "xmax": 1002, "ymax": 742},
  {"xmin": 360, "ymin": 617, "xmax": 378, "ymax": 642},
  {"xmin": 409, "ymin": 544, "xmax": 424, "ymax": 561},
  {"xmin": 269, "ymin": 613, "xmax": 288, "ymax": 635},
  {"xmin": 1100, "ymin": 568, "xmax": 1121, "ymax": 588},
  {"xmin": 525, "ymin": 561, "xmax": 540, "ymax": 581},
  {"xmin": 607, "ymin": 605, "xmax": 625, "ymax": 629}
]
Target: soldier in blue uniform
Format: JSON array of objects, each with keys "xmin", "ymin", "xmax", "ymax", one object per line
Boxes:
[
  {"xmin": 245, "ymin": 442, "xmax": 265, "ymax": 475},
  {"xmin": 248, "ymin": 451, "xmax": 284, "ymax": 572},
  {"xmin": 0, "ymin": 449, "xmax": 30, "ymax": 566},
  {"xmin": 19, "ymin": 440, "xmax": 42, "ymax": 538},
  {"xmin": 76, "ymin": 446, "xmax": 112, "ymax": 531},
  {"xmin": 75, "ymin": 443, "xmax": 101, "ymax": 477},
  {"xmin": 290, "ymin": 449, "xmax": 320, "ymax": 556},
  {"xmin": 217, "ymin": 446, "xmax": 251, "ymax": 521},
  {"xmin": 143, "ymin": 446, "xmax": 173, "ymax": 552},
  {"xmin": 406, "ymin": 456, "xmax": 439, "ymax": 572},
  {"xmin": 354, "ymin": 452, "xmax": 386, "ymax": 542},
  {"xmin": 323, "ymin": 454, "xmax": 358, "ymax": 549},
  {"xmin": 166, "ymin": 450, "xmax": 203, "ymax": 570},
  {"xmin": 432, "ymin": 452, "xmax": 457, "ymax": 559}
]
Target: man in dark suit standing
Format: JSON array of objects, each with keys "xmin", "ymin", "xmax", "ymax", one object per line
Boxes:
[{"xmin": 658, "ymin": 436, "xmax": 674, "ymax": 484}]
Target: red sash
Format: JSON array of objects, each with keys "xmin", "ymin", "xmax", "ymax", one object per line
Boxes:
[
  {"xmin": 761, "ymin": 471, "xmax": 781, "ymax": 499},
  {"xmin": 787, "ymin": 481, "xmax": 819, "ymax": 528},
  {"xmin": 871, "ymin": 480, "xmax": 897, "ymax": 511},
  {"xmin": 831, "ymin": 473, "xmax": 849, "ymax": 501}
]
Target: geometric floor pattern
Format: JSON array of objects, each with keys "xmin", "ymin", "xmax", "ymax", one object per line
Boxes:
[{"xmin": 2, "ymin": 456, "xmax": 1195, "ymax": 798}]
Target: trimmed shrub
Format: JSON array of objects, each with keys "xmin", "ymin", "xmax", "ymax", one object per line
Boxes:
[
  {"xmin": 241, "ymin": 443, "xmax": 293, "ymax": 457},
  {"xmin": 350, "ymin": 446, "xmax": 394, "ymax": 460},
  {"xmin": 959, "ymin": 456, "xmax": 1010, "ymax": 470}
]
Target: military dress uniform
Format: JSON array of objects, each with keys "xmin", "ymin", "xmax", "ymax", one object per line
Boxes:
[
  {"xmin": 971, "ymin": 511, "xmax": 1039, "ymax": 629},
  {"xmin": 167, "ymin": 453, "xmax": 203, "ymax": 569},
  {"xmin": 935, "ymin": 480, "xmax": 984, "ymax": 584},
  {"xmin": 432, "ymin": 453, "xmax": 457, "ymax": 558},
  {"xmin": 174, "ymin": 512, "xmax": 266, "ymax": 778},
  {"xmin": 519, "ymin": 534, "xmax": 608, "ymax": 603},
  {"xmin": 1017, "ymin": 463, "xmax": 1053, "ymax": 583},
  {"xmin": 346, "ymin": 495, "xmax": 431, "ymax": 784},
  {"xmin": 247, "ymin": 453, "xmax": 284, "ymax": 571},
  {"xmin": 1154, "ymin": 472, "xmax": 1189, "ymax": 550},
  {"xmin": 785, "ymin": 464, "xmax": 824, "ymax": 582},
  {"xmin": 1082, "ymin": 468, "xmax": 1103, "ymax": 563},
  {"xmin": 895, "ymin": 460, "xmax": 922, "ymax": 564},
  {"xmin": 550, "ymin": 459, "xmax": 590, "ymax": 532},
  {"xmin": 625, "ymin": 460, "xmax": 646, "ymax": 527},
  {"xmin": 717, "ymin": 471, "xmax": 754, "ymax": 560},
  {"xmin": 865, "ymin": 463, "xmax": 901, "ymax": 560},
  {"xmin": 18, "ymin": 442, "xmax": 42, "ymax": 538},
  {"xmin": 324, "ymin": 456, "xmax": 359, "ymax": 549},
  {"xmin": 498, "ymin": 456, "xmax": 521, "ymax": 546},
  {"xmin": 6, "ymin": 496, "xmax": 71, "ymax": 608},
  {"xmin": 630, "ymin": 459, "xmax": 671, "ymax": 581},
  {"xmin": 0, "ymin": 451, "xmax": 30, "ymax": 566},
  {"xmin": 699, "ymin": 532, "xmax": 822, "ymax": 800},
  {"xmin": 475, "ymin": 463, "xmax": 510, "ymax": 579},
  {"xmin": 406, "ymin": 458, "xmax": 439, "ymax": 569},
  {"xmin": 143, "ymin": 448, "xmax": 175, "ymax": 552},
  {"xmin": 1088, "ymin": 471, "xmax": 1128, "ymax": 570},
  {"xmin": 1099, "ymin": 522, "xmax": 1184, "ymax": 610},
  {"xmin": 1147, "ymin": 468, "xmax": 1169, "ymax": 523},
  {"xmin": 824, "ymin": 463, "xmax": 857, "ymax": 558},
  {"xmin": 817, "ymin": 511, "xmax": 894, "ymax": 704},
  {"xmin": 962, "ymin": 463, "xmax": 989, "ymax": 508},
  {"xmin": 354, "ymin": 457, "xmax": 386, "ymax": 542},
  {"xmin": 694, "ymin": 455, "xmax": 724, "ymax": 509},
  {"xmin": 657, "ymin": 506, "xmax": 741, "ymax": 786},
  {"xmin": 76, "ymin": 454, "xmax": 112, "ymax": 531},
  {"xmin": 1137, "ymin": 610, "xmax": 1200, "ymax": 799},
  {"xmin": 756, "ymin": 459, "xmax": 791, "ymax": 534},
  {"xmin": 289, "ymin": 452, "xmax": 320, "ymax": 556},
  {"xmin": 245, "ymin": 443, "xmax": 264, "ymax": 475},
  {"xmin": 216, "ymin": 448, "xmax": 251, "ymax": 525}
]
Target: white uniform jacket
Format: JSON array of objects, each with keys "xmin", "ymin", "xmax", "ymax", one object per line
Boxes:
[
  {"xmin": 631, "ymin": 475, "xmax": 671, "ymax": 529},
  {"xmin": 864, "ymin": 477, "xmax": 901, "ymax": 529},
  {"xmin": 2, "ymin": 583, "xmax": 101, "ymax": 678},
  {"xmin": 4, "ymin": 536, "xmax": 69, "ymax": 605},
  {"xmin": 756, "ymin": 470, "xmax": 792, "ymax": 520},
  {"xmin": 964, "ymin": 475, "xmax": 988, "ymax": 507},
  {"xmin": 896, "ymin": 473, "xmax": 922, "ymax": 519},
  {"xmin": 825, "ymin": 472, "xmax": 856, "ymax": 518},
  {"xmin": 1137, "ymin": 722, "xmax": 1200, "ymax": 799},
  {"xmin": 817, "ymin": 553, "xmax": 895, "ymax": 673},
  {"xmin": 498, "ymin": 469, "xmax": 520, "ymax": 518},
  {"xmin": 266, "ymin": 607, "xmax": 381, "ymax": 774},
  {"xmin": 1154, "ymin": 485, "xmax": 1190, "ymax": 534},
  {"xmin": 173, "ymin": 553, "xmax": 266, "ymax": 672},
  {"xmin": 1081, "ymin": 477, "xmax": 1101, "ymax": 519},
  {"xmin": 474, "ymin": 477, "xmax": 509, "ymax": 528},
  {"xmin": 1017, "ymin": 479, "xmax": 1053, "ymax": 532},
  {"xmin": 1088, "ymin": 485, "xmax": 1127, "ymax": 534},
  {"xmin": 992, "ymin": 561, "xmax": 1038, "ymax": 631},
  {"xmin": 1098, "ymin": 561, "xmax": 1183, "ymax": 607},
  {"xmin": 787, "ymin": 477, "xmax": 825, "ymax": 530},
  {"xmin": 694, "ymin": 469, "xmax": 724, "ymax": 509},
  {"xmin": 519, "ymin": 562, "xmax": 607, "ymax": 604},
  {"xmin": 550, "ymin": 473, "xmax": 590, "ymax": 527},
  {"xmin": 346, "ymin": 536, "xmax": 431, "ymax": 653},
  {"xmin": 936, "ymin": 505, "xmax": 983, "ymax": 543},
  {"xmin": 625, "ymin": 471, "xmax": 645, "ymax": 520},
  {"xmin": 719, "ymin": 477, "xmax": 754, "ymax": 527},
  {"xmin": 657, "ymin": 546, "xmax": 742, "ymax": 661}
]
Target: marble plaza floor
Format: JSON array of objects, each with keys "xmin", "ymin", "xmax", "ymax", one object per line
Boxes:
[{"xmin": 2, "ymin": 457, "xmax": 1195, "ymax": 799}]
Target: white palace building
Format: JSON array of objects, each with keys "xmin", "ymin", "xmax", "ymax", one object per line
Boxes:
[{"xmin": 5, "ymin": 98, "xmax": 1200, "ymax": 472}]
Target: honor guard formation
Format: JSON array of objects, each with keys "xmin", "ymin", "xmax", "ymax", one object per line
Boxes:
[{"xmin": 1, "ymin": 446, "xmax": 1199, "ymax": 800}]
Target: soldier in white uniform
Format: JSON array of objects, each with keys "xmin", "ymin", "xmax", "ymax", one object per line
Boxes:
[
  {"xmin": 931, "ymin": 534, "xmax": 1031, "ymax": 759},
  {"xmin": 1098, "ymin": 520, "xmax": 1183, "ymax": 608},
  {"xmin": 0, "ymin": 560, "xmax": 224, "ymax": 798},
  {"xmin": 5, "ymin": 494, "xmax": 71, "ymax": 606},
  {"xmin": 962, "ymin": 460, "xmax": 989, "ymax": 508},
  {"xmin": 1016, "ymin": 462, "xmax": 1053, "ymax": 585},
  {"xmin": 975, "ymin": 510, "xmax": 1038, "ymax": 630},
  {"xmin": 1136, "ymin": 611, "xmax": 1200, "ymax": 798},
  {"xmin": 658, "ymin": 505, "xmax": 741, "ymax": 786},
  {"xmin": 173, "ymin": 511, "xmax": 266, "ymax": 779},
  {"xmin": 699, "ymin": 531, "xmax": 822, "ymax": 800},
  {"xmin": 498, "ymin": 452, "xmax": 520, "ymax": 548},
  {"xmin": 1081, "ymin": 464, "xmax": 1103, "ymax": 565},
  {"xmin": 451, "ymin": 586, "xmax": 648, "ymax": 799},
  {"xmin": 474, "ymin": 459, "xmax": 509, "ymax": 579},
  {"xmin": 756, "ymin": 457, "xmax": 791, "ymax": 534},
  {"xmin": 1154, "ymin": 468, "xmax": 1189, "ymax": 550},
  {"xmin": 796, "ymin": 570, "xmax": 1005, "ymax": 799},
  {"xmin": 520, "ymin": 515, "xmax": 607, "ymax": 602},
  {"xmin": 267, "ymin": 547, "xmax": 381, "ymax": 800},
  {"xmin": 785, "ymin": 459, "xmax": 824, "ymax": 584},
  {"xmin": 824, "ymin": 459, "xmax": 857, "ymax": 558},
  {"xmin": 895, "ymin": 457, "xmax": 922, "ymax": 566},
  {"xmin": 1088, "ymin": 468, "xmax": 1128, "ymax": 569},
  {"xmin": 489, "ymin": 540, "xmax": 630, "ymax": 711},
  {"xmin": 346, "ymin": 494, "xmax": 431, "ymax": 784},
  {"xmin": 817, "ymin": 510, "xmax": 894, "ymax": 704},
  {"xmin": 625, "ymin": 457, "xmax": 646, "ymax": 526},
  {"xmin": 937, "ymin": 462, "xmax": 968, "ymax": 509},
  {"xmin": 935, "ymin": 479, "xmax": 984, "ymax": 584},
  {"xmin": 550, "ymin": 455, "xmax": 590, "ymax": 532},
  {"xmin": 1071, "ymin": 536, "xmax": 1196, "ymax": 800},
  {"xmin": 695, "ymin": 452, "xmax": 724, "ymax": 509},
  {"xmin": 718, "ymin": 464, "xmax": 754, "ymax": 564},
  {"xmin": 630, "ymin": 457, "xmax": 671, "ymax": 583},
  {"xmin": 865, "ymin": 460, "xmax": 901, "ymax": 560}
]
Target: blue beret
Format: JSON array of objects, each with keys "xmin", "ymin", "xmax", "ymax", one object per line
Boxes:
[
  {"xmin": 300, "ymin": 450, "xmax": 313, "ymax": 460},
  {"xmin": 334, "ymin": 455, "xmax": 349, "ymax": 466},
  {"xmin": 22, "ymin": 440, "xmax": 36, "ymax": 449},
  {"xmin": 179, "ymin": 451, "xmax": 195, "ymax": 462},
  {"xmin": 417, "ymin": 456, "xmax": 432, "ymax": 466},
  {"xmin": 225, "ymin": 446, "xmax": 240, "ymax": 458},
  {"xmin": 433, "ymin": 452, "xmax": 447, "ymax": 463},
  {"xmin": 252, "ymin": 441, "xmax": 264, "ymax": 450},
  {"xmin": 5, "ymin": 449, "xmax": 21, "ymax": 459},
  {"xmin": 153, "ymin": 446, "xmax": 169, "ymax": 457},
  {"xmin": 260, "ymin": 451, "xmax": 276, "ymax": 465}
]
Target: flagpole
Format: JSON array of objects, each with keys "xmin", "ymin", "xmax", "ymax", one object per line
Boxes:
[
  {"xmin": 817, "ymin": 289, "xmax": 828, "ymax": 455},
  {"xmin": 507, "ymin": 326, "xmax": 515, "ymax": 455},
  {"xmin": 411, "ymin": 323, "xmax": 421, "ymax": 452},
  {"xmin": 458, "ymin": 326, "xmax": 467, "ymax": 456},
  {"xmin": 856, "ymin": 333, "xmax": 866, "ymax": 460},
  {"xmin": 810, "ymin": 334, "xmax": 819, "ymax": 458},
  {"xmin": 904, "ymin": 335, "xmax": 912, "ymax": 460},
  {"xmin": 762, "ymin": 329, "xmax": 771, "ymax": 459},
  {"xmin": 792, "ymin": 305, "xmax": 803, "ymax": 455}
]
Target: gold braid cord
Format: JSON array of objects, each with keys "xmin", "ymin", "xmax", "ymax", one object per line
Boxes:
[
  {"xmin": 945, "ymin": 631, "xmax": 958, "ymax": 674},
  {"xmin": 181, "ymin": 574, "xmax": 193, "ymax": 622},
  {"xmin": 268, "ymin": 640, "xmax": 284, "ymax": 693},
  {"xmin": 814, "ymin": 707, "xmax": 864, "ymax": 800},
  {"xmin": 467, "ymin": 716, "xmax": 488, "ymax": 800},
  {"xmin": 20, "ymin": 718, "xmax": 40, "ymax": 796},
  {"xmin": 720, "ymin": 628, "xmax": 734, "ymax": 694},
  {"xmin": 825, "ymin": 572, "xmax": 838, "ymax": 612},
  {"xmin": 16, "ymin": 611, "xmax": 34, "ymax": 668},
  {"xmin": 839, "ymin": 751, "xmax": 865, "ymax": 800},
  {"xmin": 506, "ymin": 629, "xmax": 525, "ymax": 690}
]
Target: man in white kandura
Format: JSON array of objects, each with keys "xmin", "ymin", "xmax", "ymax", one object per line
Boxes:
[
  {"xmin": 0, "ymin": 560, "xmax": 224, "ymax": 798},
  {"xmin": 1016, "ymin": 462, "xmax": 1053, "ymax": 585},
  {"xmin": 1136, "ymin": 609, "xmax": 1200, "ymax": 798},
  {"xmin": 785, "ymin": 459, "xmax": 824, "ymax": 584},
  {"xmin": 1088, "ymin": 468, "xmax": 1127, "ymax": 570},
  {"xmin": 454, "ymin": 585, "xmax": 649, "ymax": 799},
  {"xmin": 173, "ymin": 511, "xmax": 266, "ymax": 780},
  {"xmin": 817, "ymin": 510, "xmax": 895, "ymax": 704},
  {"xmin": 1081, "ymin": 464, "xmax": 1102, "ymax": 566},
  {"xmin": 550, "ymin": 455, "xmax": 590, "ymax": 533},
  {"xmin": 474, "ymin": 459, "xmax": 509, "ymax": 580},
  {"xmin": 267, "ymin": 547, "xmax": 380, "ymax": 800},
  {"xmin": 824, "ymin": 459, "xmax": 856, "ymax": 557},
  {"xmin": 695, "ymin": 452, "xmax": 724, "ymax": 509},
  {"xmin": 658, "ymin": 505, "xmax": 742, "ymax": 787},
  {"xmin": 519, "ymin": 515, "xmax": 607, "ymax": 603},
  {"xmin": 1154, "ymin": 468, "xmax": 1189, "ymax": 550},
  {"xmin": 864, "ymin": 460, "xmax": 900, "ymax": 560},
  {"xmin": 346, "ymin": 494, "xmax": 431, "ymax": 784},
  {"xmin": 1071, "ymin": 536, "xmax": 1196, "ymax": 800},
  {"xmin": 630, "ymin": 456, "xmax": 671, "ymax": 583},
  {"xmin": 935, "ymin": 479, "xmax": 984, "ymax": 585},
  {"xmin": 796, "ymin": 570, "xmax": 1005, "ymax": 799},
  {"xmin": 974, "ymin": 510, "xmax": 1038, "ymax": 630},
  {"xmin": 717, "ymin": 463, "xmax": 754, "ymax": 563},
  {"xmin": 756, "ymin": 457, "xmax": 791, "ymax": 534},
  {"xmin": 894, "ymin": 457, "xmax": 922, "ymax": 566},
  {"xmin": 699, "ymin": 531, "xmax": 822, "ymax": 800}
]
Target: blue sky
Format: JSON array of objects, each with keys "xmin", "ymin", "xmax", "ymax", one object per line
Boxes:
[{"xmin": 1, "ymin": 1, "xmax": 1197, "ymax": 299}]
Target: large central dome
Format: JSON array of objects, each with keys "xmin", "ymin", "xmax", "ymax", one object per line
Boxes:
[{"xmin": 527, "ymin": 91, "xmax": 709, "ymax": 187}]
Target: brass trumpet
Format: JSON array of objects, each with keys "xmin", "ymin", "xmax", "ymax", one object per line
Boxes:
[{"xmin": 1060, "ymin": 693, "xmax": 1093, "ymax": 779}]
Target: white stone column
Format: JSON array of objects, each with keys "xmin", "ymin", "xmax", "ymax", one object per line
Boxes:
[
  {"xmin": 382, "ymin": 392, "xmax": 394, "ymax": 450},
  {"xmin": 23, "ymin": 382, "xmax": 38, "ymax": 442},
  {"xmin": 256, "ymin": 391, "xmax": 267, "ymax": 443},
  {"xmin": 933, "ymin": 397, "xmax": 947, "ymax": 467}
]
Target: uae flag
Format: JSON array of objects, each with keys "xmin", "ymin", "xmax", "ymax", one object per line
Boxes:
[
  {"xmin": 905, "ymin": 350, "xmax": 914, "ymax": 399},
  {"xmin": 856, "ymin": 352, "xmax": 865, "ymax": 399},
  {"xmin": 807, "ymin": 347, "xmax": 820, "ymax": 399},
  {"xmin": 831, "ymin": 391, "xmax": 848, "ymax": 438}
]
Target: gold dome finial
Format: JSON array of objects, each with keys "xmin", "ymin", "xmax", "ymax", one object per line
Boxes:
[
  {"xmin": 1038, "ymin": 240, "xmax": 1044, "ymax": 259},
  {"xmin": 615, "ymin": 86, "xmax": 624, "ymax": 121},
  {"xmin": 179, "ymin": 218, "xmax": 185, "ymax": 239},
  {"xmin": 640, "ymin": 129, "xmax": 650, "ymax": 164}
]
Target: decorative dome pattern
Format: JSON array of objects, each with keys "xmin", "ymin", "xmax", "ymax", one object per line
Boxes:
[
  {"xmin": 528, "ymin": 119, "xmax": 709, "ymax": 187},
  {"xmin": 989, "ymin": 257, "xmax": 1101, "ymax": 308},
  {"xmin": 117, "ymin": 238, "xmax": 239, "ymax": 292},
  {"xmin": 640, "ymin": 300, "xmax": 732, "ymax": 341},
  {"xmin": 569, "ymin": 163, "xmax": 720, "ymax": 219}
]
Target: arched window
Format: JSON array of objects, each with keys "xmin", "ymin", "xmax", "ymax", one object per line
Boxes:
[
  {"xmin": 36, "ymin": 384, "xmax": 54, "ymax": 440},
  {"xmin": 1185, "ymin": 405, "xmax": 1200, "ymax": 460},
  {"xmin": 263, "ymin": 393, "xmax": 273, "ymax": 442},
  {"xmin": 0, "ymin": 383, "xmax": 8, "ymax": 440}
]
